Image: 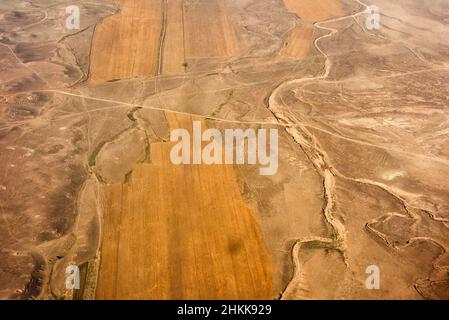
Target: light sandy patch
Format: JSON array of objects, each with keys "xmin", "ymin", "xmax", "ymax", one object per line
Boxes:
[{"xmin": 381, "ymin": 170, "xmax": 406, "ymax": 181}]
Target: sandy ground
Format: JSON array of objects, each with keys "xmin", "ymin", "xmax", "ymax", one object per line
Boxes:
[
  {"xmin": 162, "ymin": 0, "xmax": 239, "ymax": 75},
  {"xmin": 1, "ymin": 0, "xmax": 449, "ymax": 300},
  {"xmin": 183, "ymin": 0, "xmax": 239, "ymax": 59}
]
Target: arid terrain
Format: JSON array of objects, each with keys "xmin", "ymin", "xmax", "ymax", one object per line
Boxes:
[{"xmin": 0, "ymin": 0, "xmax": 448, "ymax": 300}]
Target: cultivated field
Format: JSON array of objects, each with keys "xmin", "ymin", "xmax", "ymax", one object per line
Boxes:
[
  {"xmin": 96, "ymin": 114, "xmax": 272, "ymax": 300},
  {"xmin": 183, "ymin": 0, "xmax": 239, "ymax": 59},
  {"xmin": 2, "ymin": 0, "xmax": 449, "ymax": 301},
  {"xmin": 281, "ymin": 26, "xmax": 315, "ymax": 59},
  {"xmin": 89, "ymin": 0, "xmax": 163, "ymax": 83},
  {"xmin": 281, "ymin": 0, "xmax": 345, "ymax": 60},
  {"xmin": 283, "ymin": 0, "xmax": 344, "ymax": 22},
  {"xmin": 162, "ymin": 0, "xmax": 186, "ymax": 75},
  {"xmin": 90, "ymin": 0, "xmax": 239, "ymax": 79}
]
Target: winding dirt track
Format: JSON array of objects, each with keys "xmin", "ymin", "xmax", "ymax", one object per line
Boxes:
[
  {"xmin": 281, "ymin": 0, "xmax": 343, "ymax": 59},
  {"xmin": 269, "ymin": 1, "xmax": 368, "ymax": 298}
]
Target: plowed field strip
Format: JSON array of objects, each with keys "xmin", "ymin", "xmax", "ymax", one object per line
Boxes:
[
  {"xmin": 96, "ymin": 114, "xmax": 272, "ymax": 299},
  {"xmin": 162, "ymin": 0, "xmax": 185, "ymax": 75},
  {"xmin": 89, "ymin": 0, "xmax": 163, "ymax": 83},
  {"xmin": 183, "ymin": 0, "xmax": 239, "ymax": 59},
  {"xmin": 283, "ymin": 0, "xmax": 344, "ymax": 22},
  {"xmin": 281, "ymin": 26, "xmax": 315, "ymax": 59}
]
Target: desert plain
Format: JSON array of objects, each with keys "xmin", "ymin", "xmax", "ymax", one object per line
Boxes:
[{"xmin": 0, "ymin": 0, "xmax": 449, "ymax": 300}]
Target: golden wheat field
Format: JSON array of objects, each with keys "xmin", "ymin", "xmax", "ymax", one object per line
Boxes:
[
  {"xmin": 283, "ymin": 0, "xmax": 344, "ymax": 22},
  {"xmin": 95, "ymin": 114, "xmax": 272, "ymax": 300},
  {"xmin": 183, "ymin": 0, "xmax": 239, "ymax": 59},
  {"xmin": 89, "ymin": 0, "xmax": 163, "ymax": 83},
  {"xmin": 281, "ymin": 26, "xmax": 315, "ymax": 59}
]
